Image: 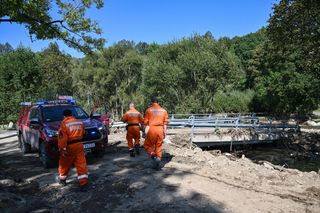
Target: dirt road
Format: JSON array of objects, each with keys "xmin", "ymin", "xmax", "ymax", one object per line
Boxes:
[{"xmin": 0, "ymin": 130, "xmax": 319, "ymax": 212}]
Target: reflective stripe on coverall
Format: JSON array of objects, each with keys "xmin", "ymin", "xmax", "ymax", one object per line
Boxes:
[
  {"xmin": 58, "ymin": 116, "xmax": 88, "ymax": 186},
  {"xmin": 143, "ymin": 103, "xmax": 168, "ymax": 160},
  {"xmin": 122, "ymin": 107, "xmax": 143, "ymax": 150}
]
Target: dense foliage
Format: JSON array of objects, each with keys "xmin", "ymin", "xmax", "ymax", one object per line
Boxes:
[
  {"xmin": 0, "ymin": 46, "xmax": 42, "ymax": 121},
  {"xmin": 252, "ymin": 0, "xmax": 320, "ymax": 114},
  {"xmin": 0, "ymin": 0, "xmax": 318, "ymax": 122},
  {"xmin": 142, "ymin": 36, "xmax": 245, "ymax": 113},
  {"xmin": 0, "ymin": 0, "xmax": 105, "ymax": 53}
]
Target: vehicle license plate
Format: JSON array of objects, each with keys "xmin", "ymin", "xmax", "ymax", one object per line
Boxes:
[{"xmin": 83, "ymin": 143, "xmax": 95, "ymax": 149}]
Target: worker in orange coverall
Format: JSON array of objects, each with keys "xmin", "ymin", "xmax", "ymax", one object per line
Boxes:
[
  {"xmin": 122, "ymin": 103, "xmax": 143, "ymax": 157},
  {"xmin": 57, "ymin": 109, "xmax": 89, "ymax": 192},
  {"xmin": 143, "ymin": 97, "xmax": 169, "ymax": 170}
]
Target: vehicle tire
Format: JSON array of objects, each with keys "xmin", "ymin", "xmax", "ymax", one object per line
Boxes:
[
  {"xmin": 20, "ymin": 134, "xmax": 31, "ymax": 154},
  {"xmin": 39, "ymin": 142, "xmax": 56, "ymax": 168}
]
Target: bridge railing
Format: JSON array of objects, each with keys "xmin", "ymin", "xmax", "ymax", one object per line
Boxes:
[{"xmin": 112, "ymin": 114, "xmax": 298, "ymax": 129}]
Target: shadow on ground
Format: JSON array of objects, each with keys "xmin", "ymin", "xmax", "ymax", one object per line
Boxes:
[{"xmin": 0, "ymin": 137, "xmax": 226, "ymax": 213}]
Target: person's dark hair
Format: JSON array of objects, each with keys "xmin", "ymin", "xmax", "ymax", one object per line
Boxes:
[
  {"xmin": 63, "ymin": 109, "xmax": 72, "ymax": 117},
  {"xmin": 151, "ymin": 97, "xmax": 158, "ymax": 103}
]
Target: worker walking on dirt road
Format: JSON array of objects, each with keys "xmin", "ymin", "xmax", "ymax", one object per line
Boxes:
[
  {"xmin": 122, "ymin": 103, "xmax": 144, "ymax": 157},
  {"xmin": 143, "ymin": 97, "xmax": 169, "ymax": 170},
  {"xmin": 57, "ymin": 109, "xmax": 89, "ymax": 191}
]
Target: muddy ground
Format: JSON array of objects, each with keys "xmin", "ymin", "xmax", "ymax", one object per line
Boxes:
[{"xmin": 0, "ymin": 129, "xmax": 320, "ymax": 213}]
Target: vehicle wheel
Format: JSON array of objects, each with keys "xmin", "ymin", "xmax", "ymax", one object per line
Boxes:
[
  {"xmin": 20, "ymin": 135, "xmax": 31, "ymax": 154},
  {"xmin": 39, "ymin": 142, "xmax": 56, "ymax": 168}
]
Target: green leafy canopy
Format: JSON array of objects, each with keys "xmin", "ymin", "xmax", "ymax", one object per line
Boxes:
[{"xmin": 0, "ymin": 0, "xmax": 105, "ymax": 54}]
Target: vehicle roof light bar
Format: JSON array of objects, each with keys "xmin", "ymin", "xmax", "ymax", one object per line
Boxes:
[
  {"xmin": 20, "ymin": 102, "xmax": 32, "ymax": 106},
  {"xmin": 34, "ymin": 101, "xmax": 48, "ymax": 105},
  {"xmin": 58, "ymin": 96, "xmax": 74, "ymax": 100},
  {"xmin": 48, "ymin": 100, "xmax": 76, "ymax": 104},
  {"xmin": 20, "ymin": 99, "xmax": 76, "ymax": 106}
]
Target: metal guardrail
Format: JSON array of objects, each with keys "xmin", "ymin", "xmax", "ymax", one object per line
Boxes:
[
  {"xmin": 169, "ymin": 115, "xmax": 297, "ymax": 129},
  {"xmin": 112, "ymin": 114, "xmax": 298, "ymax": 130},
  {"xmin": 169, "ymin": 113, "xmax": 259, "ymax": 119},
  {"xmin": 111, "ymin": 121, "xmax": 127, "ymax": 128},
  {"xmin": 168, "ymin": 114, "xmax": 299, "ymax": 148},
  {"xmin": 110, "ymin": 114, "xmax": 299, "ymax": 148}
]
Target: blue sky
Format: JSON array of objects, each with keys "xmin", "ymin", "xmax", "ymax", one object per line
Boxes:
[{"xmin": 0, "ymin": 0, "xmax": 279, "ymax": 58}]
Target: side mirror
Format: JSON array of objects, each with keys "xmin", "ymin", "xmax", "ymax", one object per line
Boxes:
[{"xmin": 30, "ymin": 118, "xmax": 41, "ymax": 128}]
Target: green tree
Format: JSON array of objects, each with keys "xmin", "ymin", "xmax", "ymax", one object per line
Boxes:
[
  {"xmin": 135, "ymin": 42, "xmax": 160, "ymax": 55},
  {"xmin": 38, "ymin": 42, "xmax": 74, "ymax": 99},
  {"xmin": 143, "ymin": 34, "xmax": 245, "ymax": 113},
  {"xmin": 253, "ymin": 70, "xmax": 318, "ymax": 114},
  {"xmin": 212, "ymin": 89, "xmax": 255, "ymax": 113},
  {"xmin": 268, "ymin": 0, "xmax": 320, "ymax": 79},
  {"xmin": 251, "ymin": 0, "xmax": 320, "ymax": 114},
  {"xmin": 72, "ymin": 54, "xmax": 98, "ymax": 111},
  {"xmin": 229, "ymin": 29, "xmax": 267, "ymax": 88},
  {"xmin": 0, "ymin": 0, "xmax": 105, "ymax": 53},
  {"xmin": 143, "ymin": 55, "xmax": 183, "ymax": 111},
  {"xmin": 72, "ymin": 40, "xmax": 145, "ymax": 117},
  {"xmin": 0, "ymin": 46, "xmax": 42, "ymax": 121},
  {"xmin": 0, "ymin": 42, "xmax": 14, "ymax": 54},
  {"xmin": 218, "ymin": 29, "xmax": 267, "ymax": 89},
  {"xmin": 100, "ymin": 49, "xmax": 144, "ymax": 117}
]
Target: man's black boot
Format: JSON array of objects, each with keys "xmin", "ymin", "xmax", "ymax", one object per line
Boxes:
[
  {"xmin": 154, "ymin": 157, "xmax": 161, "ymax": 170},
  {"xmin": 57, "ymin": 177, "xmax": 66, "ymax": 186},
  {"xmin": 80, "ymin": 184, "xmax": 89, "ymax": 192},
  {"xmin": 129, "ymin": 149, "xmax": 135, "ymax": 157},
  {"xmin": 151, "ymin": 155, "xmax": 160, "ymax": 170},
  {"xmin": 135, "ymin": 144, "xmax": 140, "ymax": 155}
]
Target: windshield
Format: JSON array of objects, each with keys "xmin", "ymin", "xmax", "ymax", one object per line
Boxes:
[{"xmin": 42, "ymin": 106, "xmax": 89, "ymax": 122}]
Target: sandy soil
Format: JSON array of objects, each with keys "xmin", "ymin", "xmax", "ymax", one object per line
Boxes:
[{"xmin": 0, "ymin": 129, "xmax": 319, "ymax": 213}]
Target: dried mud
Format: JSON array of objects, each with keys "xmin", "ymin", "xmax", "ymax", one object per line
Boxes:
[{"xmin": 0, "ymin": 129, "xmax": 319, "ymax": 212}]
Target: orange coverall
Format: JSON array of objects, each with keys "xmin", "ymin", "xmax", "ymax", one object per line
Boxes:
[
  {"xmin": 58, "ymin": 116, "xmax": 88, "ymax": 186},
  {"xmin": 122, "ymin": 107, "xmax": 143, "ymax": 150},
  {"xmin": 143, "ymin": 103, "xmax": 169, "ymax": 160}
]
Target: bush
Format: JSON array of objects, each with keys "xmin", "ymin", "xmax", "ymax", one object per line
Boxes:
[
  {"xmin": 212, "ymin": 89, "xmax": 254, "ymax": 113},
  {"xmin": 252, "ymin": 70, "xmax": 319, "ymax": 114}
]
